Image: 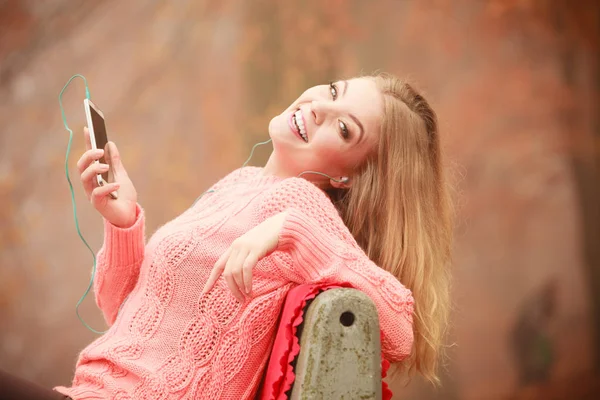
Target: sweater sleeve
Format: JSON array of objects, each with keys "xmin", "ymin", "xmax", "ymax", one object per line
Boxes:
[
  {"xmin": 94, "ymin": 203, "xmax": 146, "ymax": 326},
  {"xmin": 260, "ymin": 178, "xmax": 414, "ymax": 362}
]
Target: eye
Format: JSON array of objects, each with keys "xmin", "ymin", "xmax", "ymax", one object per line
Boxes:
[
  {"xmin": 338, "ymin": 120, "xmax": 350, "ymax": 140},
  {"xmin": 329, "ymin": 82, "xmax": 338, "ymax": 100},
  {"xmin": 329, "ymin": 82, "xmax": 350, "ymax": 140}
]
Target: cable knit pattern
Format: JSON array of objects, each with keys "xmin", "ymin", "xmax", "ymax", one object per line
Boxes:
[
  {"xmin": 261, "ymin": 177, "xmax": 414, "ymax": 361},
  {"xmin": 54, "ymin": 167, "xmax": 414, "ymax": 400}
]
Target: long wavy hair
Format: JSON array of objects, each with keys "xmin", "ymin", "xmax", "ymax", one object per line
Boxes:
[{"xmin": 328, "ymin": 72, "xmax": 453, "ymax": 384}]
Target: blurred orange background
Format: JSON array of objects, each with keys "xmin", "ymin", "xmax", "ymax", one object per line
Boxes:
[{"xmin": 1, "ymin": 1, "xmax": 599, "ymax": 399}]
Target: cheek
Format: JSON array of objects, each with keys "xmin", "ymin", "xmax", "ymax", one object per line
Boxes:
[
  {"xmin": 310, "ymin": 131, "xmax": 371, "ymax": 172},
  {"xmin": 309, "ymin": 134, "xmax": 348, "ymax": 165}
]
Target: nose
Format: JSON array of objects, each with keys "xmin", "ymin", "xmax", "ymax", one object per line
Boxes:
[{"xmin": 310, "ymin": 100, "xmax": 334, "ymax": 126}]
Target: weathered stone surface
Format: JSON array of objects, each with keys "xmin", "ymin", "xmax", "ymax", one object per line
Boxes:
[{"xmin": 291, "ymin": 289, "xmax": 382, "ymax": 400}]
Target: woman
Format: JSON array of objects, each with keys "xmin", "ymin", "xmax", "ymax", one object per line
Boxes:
[{"xmin": 3, "ymin": 72, "xmax": 452, "ymax": 399}]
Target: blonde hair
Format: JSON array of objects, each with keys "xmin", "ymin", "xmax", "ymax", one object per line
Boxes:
[{"xmin": 329, "ymin": 73, "xmax": 453, "ymax": 384}]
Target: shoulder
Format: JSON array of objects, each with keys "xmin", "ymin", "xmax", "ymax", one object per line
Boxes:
[
  {"xmin": 261, "ymin": 177, "xmax": 338, "ymax": 216},
  {"xmin": 210, "ymin": 166, "xmax": 262, "ymax": 190},
  {"xmin": 261, "ymin": 178, "xmax": 358, "ymax": 246}
]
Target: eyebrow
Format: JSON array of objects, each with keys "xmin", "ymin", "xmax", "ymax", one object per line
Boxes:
[{"xmin": 342, "ymin": 80, "xmax": 365, "ymax": 143}]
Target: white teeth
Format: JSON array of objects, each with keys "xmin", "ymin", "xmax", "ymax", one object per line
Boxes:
[
  {"xmin": 294, "ymin": 110, "xmax": 307, "ymax": 142},
  {"xmin": 295, "ymin": 111, "xmax": 304, "ymax": 128}
]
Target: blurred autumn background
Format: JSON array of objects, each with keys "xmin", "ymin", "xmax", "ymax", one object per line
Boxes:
[{"xmin": 1, "ymin": 0, "xmax": 599, "ymax": 399}]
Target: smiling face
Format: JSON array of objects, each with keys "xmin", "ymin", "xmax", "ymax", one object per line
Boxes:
[{"xmin": 264, "ymin": 78, "xmax": 383, "ymax": 183}]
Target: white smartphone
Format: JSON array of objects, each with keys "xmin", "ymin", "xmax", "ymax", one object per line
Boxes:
[{"xmin": 83, "ymin": 98, "xmax": 118, "ymax": 199}]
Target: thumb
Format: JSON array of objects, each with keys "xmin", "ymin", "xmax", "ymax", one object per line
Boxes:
[{"xmin": 106, "ymin": 141, "xmax": 126, "ymax": 176}]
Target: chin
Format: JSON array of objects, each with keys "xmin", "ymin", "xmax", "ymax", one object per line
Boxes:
[
  {"xmin": 268, "ymin": 115, "xmax": 277, "ymax": 136},
  {"xmin": 268, "ymin": 115, "xmax": 290, "ymax": 145}
]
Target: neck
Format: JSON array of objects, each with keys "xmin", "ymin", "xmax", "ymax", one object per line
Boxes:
[
  {"xmin": 262, "ymin": 152, "xmax": 295, "ymax": 178},
  {"xmin": 263, "ymin": 153, "xmax": 334, "ymax": 190}
]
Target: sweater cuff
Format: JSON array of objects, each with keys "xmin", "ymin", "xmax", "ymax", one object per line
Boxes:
[
  {"xmin": 102, "ymin": 204, "xmax": 145, "ymax": 267},
  {"xmin": 278, "ymin": 209, "xmax": 338, "ymax": 273}
]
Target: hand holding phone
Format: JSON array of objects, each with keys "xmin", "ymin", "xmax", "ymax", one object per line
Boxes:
[
  {"xmin": 79, "ymin": 99, "xmax": 138, "ymax": 228},
  {"xmin": 83, "ymin": 99, "xmax": 118, "ymax": 198}
]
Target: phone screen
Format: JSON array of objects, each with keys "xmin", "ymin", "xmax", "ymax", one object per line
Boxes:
[{"xmin": 89, "ymin": 105, "xmax": 111, "ymax": 183}]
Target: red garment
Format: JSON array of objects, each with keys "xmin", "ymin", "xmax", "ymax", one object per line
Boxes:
[{"xmin": 260, "ymin": 284, "xmax": 393, "ymax": 400}]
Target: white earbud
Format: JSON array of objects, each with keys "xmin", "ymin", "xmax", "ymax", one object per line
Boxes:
[{"xmin": 298, "ymin": 171, "xmax": 350, "ymax": 184}]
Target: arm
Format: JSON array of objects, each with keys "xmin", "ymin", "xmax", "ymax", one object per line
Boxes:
[
  {"xmin": 261, "ymin": 179, "xmax": 414, "ymax": 362},
  {"xmin": 93, "ymin": 203, "xmax": 146, "ymax": 326}
]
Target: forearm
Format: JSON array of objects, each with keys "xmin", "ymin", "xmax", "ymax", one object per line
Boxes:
[
  {"xmin": 336, "ymin": 260, "xmax": 414, "ymax": 361},
  {"xmin": 277, "ymin": 208, "xmax": 414, "ymax": 361},
  {"xmin": 93, "ymin": 203, "xmax": 146, "ymax": 325}
]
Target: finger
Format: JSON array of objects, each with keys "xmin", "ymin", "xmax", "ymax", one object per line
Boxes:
[
  {"xmin": 81, "ymin": 162, "xmax": 109, "ymax": 185},
  {"xmin": 242, "ymin": 253, "xmax": 259, "ymax": 295},
  {"xmin": 224, "ymin": 251, "xmax": 246, "ymax": 302},
  {"xmin": 91, "ymin": 182, "xmax": 120, "ymax": 206},
  {"xmin": 81, "ymin": 163, "xmax": 109, "ymax": 198},
  {"xmin": 228, "ymin": 249, "xmax": 248, "ymax": 297},
  {"xmin": 77, "ymin": 148, "xmax": 104, "ymax": 174},
  {"xmin": 203, "ymin": 264, "xmax": 224, "ymax": 295},
  {"xmin": 203, "ymin": 248, "xmax": 231, "ymax": 294},
  {"xmin": 106, "ymin": 142, "xmax": 127, "ymax": 178},
  {"xmin": 83, "ymin": 127, "xmax": 92, "ymax": 150},
  {"xmin": 224, "ymin": 271, "xmax": 245, "ymax": 303}
]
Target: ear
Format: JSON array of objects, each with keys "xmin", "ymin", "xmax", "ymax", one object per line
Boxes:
[{"xmin": 330, "ymin": 176, "xmax": 351, "ymax": 189}]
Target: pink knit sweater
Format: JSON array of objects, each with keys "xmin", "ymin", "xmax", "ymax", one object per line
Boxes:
[{"xmin": 55, "ymin": 167, "xmax": 414, "ymax": 400}]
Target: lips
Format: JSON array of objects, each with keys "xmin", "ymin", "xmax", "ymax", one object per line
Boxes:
[
  {"xmin": 288, "ymin": 109, "xmax": 308, "ymax": 142},
  {"xmin": 288, "ymin": 111, "xmax": 305, "ymax": 142}
]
